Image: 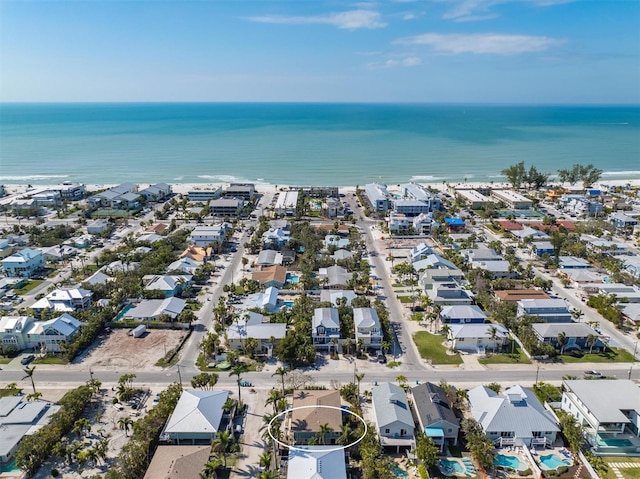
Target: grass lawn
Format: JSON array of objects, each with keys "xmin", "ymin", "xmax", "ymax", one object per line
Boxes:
[
  {"xmin": 386, "ymin": 361, "xmax": 402, "ymax": 368},
  {"xmin": 559, "ymin": 347, "xmax": 635, "ymax": 363},
  {"xmin": 397, "ymin": 296, "xmax": 415, "ymax": 304},
  {"xmin": 0, "ymin": 387, "xmax": 22, "ymax": 398},
  {"xmin": 602, "ymin": 458, "xmax": 640, "ymax": 479},
  {"xmin": 14, "ymin": 280, "xmax": 44, "ymax": 295},
  {"xmin": 33, "ymin": 357, "xmax": 68, "ymax": 365},
  {"xmin": 0, "ymin": 358, "xmax": 12, "ymax": 364},
  {"xmin": 413, "ymin": 331, "xmax": 463, "ymax": 365},
  {"xmin": 479, "ymin": 341, "xmax": 530, "ymax": 365}
]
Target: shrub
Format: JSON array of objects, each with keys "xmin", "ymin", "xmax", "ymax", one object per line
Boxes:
[{"xmin": 519, "ymin": 468, "xmax": 532, "ymax": 476}]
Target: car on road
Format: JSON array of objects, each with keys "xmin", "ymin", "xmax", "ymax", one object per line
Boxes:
[
  {"xmin": 21, "ymin": 354, "xmax": 35, "ymax": 365},
  {"xmin": 376, "ymin": 351, "xmax": 387, "ymax": 364},
  {"xmin": 584, "ymin": 370, "xmax": 602, "ymax": 377}
]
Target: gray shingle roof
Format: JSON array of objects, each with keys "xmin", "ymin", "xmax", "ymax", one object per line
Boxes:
[{"xmin": 411, "ymin": 382, "xmax": 459, "ymax": 429}]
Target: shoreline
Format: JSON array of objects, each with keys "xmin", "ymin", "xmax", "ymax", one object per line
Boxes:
[{"xmin": 3, "ymin": 178, "xmax": 640, "ymax": 200}]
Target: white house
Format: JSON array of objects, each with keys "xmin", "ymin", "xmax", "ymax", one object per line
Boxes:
[
  {"xmin": 189, "ymin": 224, "xmax": 229, "ymax": 248},
  {"xmin": 561, "ymin": 380, "xmax": 640, "ymax": 454},
  {"xmin": 1, "ymin": 248, "xmax": 45, "ymax": 278},
  {"xmin": 448, "ymin": 323, "xmax": 509, "ymax": 353},
  {"xmin": 226, "ymin": 312, "xmax": 286, "ymax": 356},
  {"xmin": 161, "ymin": 389, "xmax": 231, "ymax": 444},
  {"xmin": 372, "ymin": 382, "xmax": 415, "ymax": 452},
  {"xmin": 286, "ymin": 447, "xmax": 347, "ymax": 479},
  {"xmin": 468, "ymin": 384, "xmax": 559, "ymax": 448},
  {"xmin": 31, "ymin": 287, "xmax": 93, "ymax": 314},
  {"xmin": 123, "ymin": 297, "xmax": 187, "ymax": 321},
  {"xmin": 26, "ymin": 313, "xmax": 83, "ymax": 353},
  {"xmin": 353, "ymin": 307, "xmax": 383, "ymax": 350}
]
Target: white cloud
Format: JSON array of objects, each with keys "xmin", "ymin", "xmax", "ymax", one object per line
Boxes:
[
  {"xmin": 395, "ymin": 32, "xmax": 564, "ymax": 55},
  {"xmin": 403, "ymin": 13, "xmax": 417, "ymax": 20},
  {"xmin": 434, "ymin": 0, "xmax": 576, "ymax": 22},
  {"xmin": 246, "ymin": 9, "xmax": 386, "ymax": 29},
  {"xmin": 367, "ymin": 56, "xmax": 422, "ymax": 68}
]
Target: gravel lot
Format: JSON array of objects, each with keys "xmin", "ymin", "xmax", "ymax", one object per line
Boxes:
[{"xmin": 73, "ymin": 329, "xmax": 187, "ymax": 370}]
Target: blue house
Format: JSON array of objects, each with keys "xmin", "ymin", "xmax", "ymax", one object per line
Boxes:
[
  {"xmin": 1, "ymin": 248, "xmax": 45, "ymax": 278},
  {"xmin": 444, "ymin": 217, "xmax": 465, "ymax": 232}
]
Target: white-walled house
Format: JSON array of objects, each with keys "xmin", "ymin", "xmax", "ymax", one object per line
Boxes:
[
  {"xmin": 1, "ymin": 248, "xmax": 44, "ymax": 278},
  {"xmin": 448, "ymin": 323, "xmax": 509, "ymax": 353},
  {"xmin": 353, "ymin": 307, "xmax": 383, "ymax": 350},
  {"xmin": 372, "ymin": 382, "xmax": 415, "ymax": 452}
]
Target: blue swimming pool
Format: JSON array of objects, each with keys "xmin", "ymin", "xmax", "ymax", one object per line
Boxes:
[
  {"xmin": 597, "ymin": 436, "xmax": 634, "ymax": 447},
  {"xmin": 286, "ymin": 274, "xmax": 300, "ymax": 283},
  {"xmin": 439, "ymin": 458, "xmax": 465, "ymax": 474},
  {"xmin": 114, "ymin": 304, "xmax": 135, "ymax": 321},
  {"xmin": 539, "ymin": 454, "xmax": 571, "ymax": 470},
  {"xmin": 0, "ymin": 460, "xmax": 19, "ymax": 473},
  {"xmin": 392, "ymin": 464, "xmax": 409, "ymax": 478},
  {"xmin": 495, "ymin": 454, "xmax": 526, "ymax": 471}
]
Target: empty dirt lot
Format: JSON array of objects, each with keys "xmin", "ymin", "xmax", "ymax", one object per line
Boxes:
[{"xmin": 74, "ymin": 329, "xmax": 188, "ymax": 370}]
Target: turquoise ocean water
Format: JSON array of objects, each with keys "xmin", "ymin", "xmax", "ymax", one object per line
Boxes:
[{"xmin": 0, "ymin": 103, "xmax": 638, "ymax": 186}]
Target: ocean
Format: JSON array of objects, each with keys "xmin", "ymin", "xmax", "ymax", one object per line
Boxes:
[{"xmin": 0, "ymin": 103, "xmax": 638, "ymax": 187}]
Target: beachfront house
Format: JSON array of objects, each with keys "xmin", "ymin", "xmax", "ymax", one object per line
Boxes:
[
  {"xmin": 274, "ymin": 190, "xmax": 299, "ymax": 216},
  {"xmin": 312, "ymin": 308, "xmax": 341, "ymax": 350},
  {"xmin": 364, "ymin": 183, "xmax": 392, "ymax": 212},
  {"xmin": 139, "ymin": 183, "xmax": 172, "ymax": 202},
  {"xmin": 209, "ymin": 198, "xmax": 243, "ymax": 217},
  {"xmin": 561, "ymin": 380, "xmax": 640, "ymax": 455},
  {"xmin": 517, "ymin": 299, "xmax": 572, "ymax": 323},
  {"xmin": 372, "ymin": 382, "xmax": 416, "ymax": 452},
  {"xmin": 353, "ymin": 307, "xmax": 383, "ymax": 350},
  {"xmin": 411, "ymin": 382, "xmax": 460, "ymax": 450},
  {"xmin": 490, "ymin": 190, "xmax": 533, "ymax": 210},
  {"xmin": 289, "ymin": 390, "xmax": 342, "ymax": 445},
  {"xmin": 225, "ymin": 183, "xmax": 255, "ymax": 200},
  {"xmin": 447, "ymin": 323, "xmax": 509, "ymax": 353},
  {"xmin": 161, "ymin": 389, "xmax": 231, "ymax": 445},
  {"xmin": 401, "ymin": 183, "xmax": 441, "ymax": 212},
  {"xmin": 468, "ymin": 384, "xmax": 559, "ymax": 448},
  {"xmin": 1, "ymin": 248, "xmax": 45, "ymax": 278}
]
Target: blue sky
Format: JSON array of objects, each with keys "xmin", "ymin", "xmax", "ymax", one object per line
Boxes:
[{"xmin": 1, "ymin": 0, "xmax": 639, "ymax": 103}]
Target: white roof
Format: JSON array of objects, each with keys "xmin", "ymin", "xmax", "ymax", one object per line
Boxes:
[
  {"xmin": 449, "ymin": 323, "xmax": 508, "ymax": 339},
  {"xmin": 469, "ymin": 385, "xmax": 559, "ymax": 438},
  {"xmin": 27, "ymin": 313, "xmax": 82, "ymax": 337},
  {"xmin": 564, "ymin": 380, "xmax": 640, "ymax": 424},
  {"xmin": 372, "ymin": 382, "xmax": 414, "ymax": 430},
  {"xmin": 287, "ymin": 446, "xmax": 346, "ymax": 479},
  {"xmin": 353, "ymin": 308, "xmax": 380, "ymax": 329},
  {"xmin": 164, "ymin": 390, "xmax": 230, "ymax": 435},
  {"xmin": 0, "ymin": 316, "xmax": 33, "ymax": 334},
  {"xmin": 313, "ymin": 308, "xmax": 340, "ymax": 329},
  {"xmin": 441, "ymin": 305, "xmax": 487, "ymax": 320}
]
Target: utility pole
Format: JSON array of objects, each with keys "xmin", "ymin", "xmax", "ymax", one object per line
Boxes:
[
  {"xmin": 176, "ymin": 364, "xmax": 182, "ymax": 386},
  {"xmin": 535, "ymin": 365, "xmax": 540, "ymax": 384},
  {"xmin": 629, "ymin": 365, "xmax": 634, "ymax": 380}
]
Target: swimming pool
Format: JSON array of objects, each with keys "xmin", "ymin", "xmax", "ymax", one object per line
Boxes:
[
  {"xmin": 286, "ymin": 274, "xmax": 300, "ymax": 283},
  {"xmin": 539, "ymin": 454, "xmax": 571, "ymax": 470},
  {"xmin": 392, "ymin": 464, "xmax": 409, "ymax": 478},
  {"xmin": 597, "ymin": 436, "xmax": 634, "ymax": 447},
  {"xmin": 114, "ymin": 304, "xmax": 135, "ymax": 321},
  {"xmin": 494, "ymin": 454, "xmax": 526, "ymax": 471},
  {"xmin": 439, "ymin": 458, "xmax": 465, "ymax": 474}
]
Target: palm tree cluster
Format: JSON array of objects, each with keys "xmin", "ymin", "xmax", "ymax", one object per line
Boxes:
[{"xmin": 15, "ymin": 382, "xmax": 98, "ymax": 476}]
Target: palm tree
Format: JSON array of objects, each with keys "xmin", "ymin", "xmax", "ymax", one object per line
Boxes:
[
  {"xmin": 258, "ymin": 470, "xmax": 279, "ymax": 479},
  {"xmin": 571, "ymin": 308, "xmax": 584, "ymax": 323},
  {"xmin": 440, "ymin": 324, "xmax": 452, "ymax": 348},
  {"xmin": 318, "ymin": 423, "xmax": 334, "ymax": 445},
  {"xmin": 259, "ymin": 451, "xmax": 272, "ymax": 470},
  {"xmin": 212, "ymin": 430, "xmax": 231, "ymax": 468},
  {"xmin": 265, "ymin": 389, "xmax": 283, "ymax": 414},
  {"xmin": 355, "ymin": 372, "xmax": 365, "ymax": 405},
  {"xmin": 338, "ymin": 423, "xmax": 353, "ymax": 446},
  {"xmin": 396, "ymin": 374, "xmax": 408, "ymax": 391},
  {"xmin": 229, "ymin": 364, "xmax": 248, "ymax": 405},
  {"xmin": 118, "ymin": 417, "xmax": 133, "ymax": 437},
  {"xmin": 488, "ymin": 326, "xmax": 499, "ymax": 354},
  {"xmin": 586, "ymin": 334, "xmax": 598, "ymax": 354},
  {"xmin": 22, "ymin": 366, "xmax": 37, "ymax": 394},
  {"xmin": 557, "ymin": 331, "xmax": 567, "ymax": 354},
  {"xmin": 201, "ymin": 457, "xmax": 224, "ymax": 479},
  {"xmin": 272, "ymin": 366, "xmax": 288, "ymax": 397}
]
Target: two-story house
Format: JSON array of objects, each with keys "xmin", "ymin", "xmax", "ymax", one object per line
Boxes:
[
  {"xmin": 372, "ymin": 382, "xmax": 415, "ymax": 452},
  {"xmin": 1, "ymin": 248, "xmax": 45, "ymax": 278},
  {"xmin": 517, "ymin": 299, "xmax": 572, "ymax": 323},
  {"xmin": 411, "ymin": 382, "xmax": 460, "ymax": 450},
  {"xmin": 353, "ymin": 307, "xmax": 382, "ymax": 351},
  {"xmin": 312, "ymin": 308, "xmax": 341, "ymax": 351}
]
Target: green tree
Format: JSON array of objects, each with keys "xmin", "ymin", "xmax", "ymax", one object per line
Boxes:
[
  {"xmin": 191, "ymin": 372, "xmax": 219, "ymax": 390},
  {"xmin": 229, "ymin": 364, "xmax": 248, "ymax": 406},
  {"xmin": 272, "ymin": 366, "xmax": 288, "ymax": 397},
  {"xmin": 318, "ymin": 423, "xmax": 334, "ymax": 445},
  {"xmin": 501, "ymin": 161, "xmax": 526, "ymax": 189},
  {"xmin": 415, "ymin": 433, "xmax": 439, "ymax": 469},
  {"xmin": 212, "ymin": 430, "xmax": 232, "ymax": 468}
]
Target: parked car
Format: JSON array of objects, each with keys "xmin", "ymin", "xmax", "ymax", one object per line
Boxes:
[
  {"xmin": 376, "ymin": 351, "xmax": 387, "ymax": 364},
  {"xmin": 21, "ymin": 354, "xmax": 35, "ymax": 365},
  {"xmin": 584, "ymin": 370, "xmax": 602, "ymax": 377}
]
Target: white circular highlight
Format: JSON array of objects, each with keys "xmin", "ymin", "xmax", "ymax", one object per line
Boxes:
[{"xmin": 267, "ymin": 404, "xmax": 367, "ymax": 453}]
